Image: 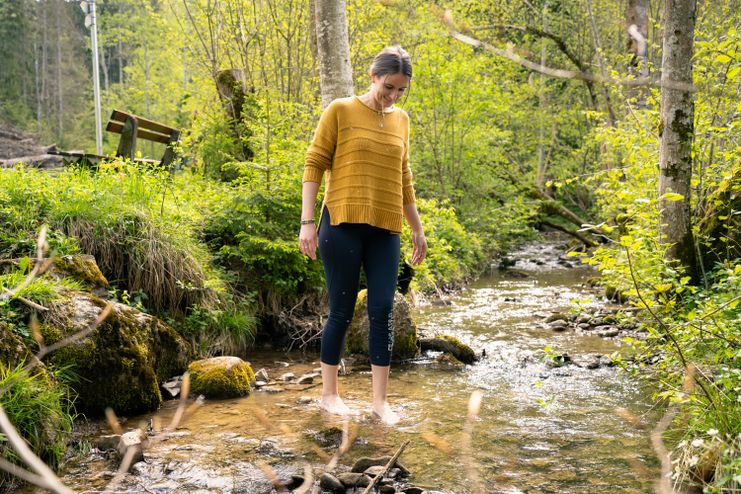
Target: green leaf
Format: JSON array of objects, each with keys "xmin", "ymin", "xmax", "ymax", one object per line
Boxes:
[{"xmin": 660, "ymin": 192, "xmax": 685, "ymax": 202}]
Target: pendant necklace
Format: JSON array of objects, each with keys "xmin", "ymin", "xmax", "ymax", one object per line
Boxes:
[{"xmin": 378, "ymin": 110, "xmax": 385, "ymax": 129}]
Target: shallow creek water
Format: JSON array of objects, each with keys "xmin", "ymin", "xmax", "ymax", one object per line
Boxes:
[{"xmin": 25, "ymin": 242, "xmax": 661, "ymax": 494}]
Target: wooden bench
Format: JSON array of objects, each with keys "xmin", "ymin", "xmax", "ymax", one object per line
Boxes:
[{"xmin": 105, "ymin": 109, "xmax": 181, "ymax": 167}]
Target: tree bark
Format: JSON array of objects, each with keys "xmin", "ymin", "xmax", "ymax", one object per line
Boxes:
[
  {"xmin": 313, "ymin": 0, "xmax": 354, "ymax": 108},
  {"xmin": 658, "ymin": 0, "xmax": 699, "ymax": 283},
  {"xmin": 627, "ymin": 0, "xmax": 650, "ymax": 107}
]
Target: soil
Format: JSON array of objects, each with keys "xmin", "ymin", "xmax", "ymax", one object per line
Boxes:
[{"xmin": 0, "ymin": 124, "xmax": 54, "ymax": 160}]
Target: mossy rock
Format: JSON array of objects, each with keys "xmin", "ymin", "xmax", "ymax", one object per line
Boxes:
[
  {"xmin": 188, "ymin": 356, "xmax": 255, "ymax": 399},
  {"xmin": 49, "ymin": 255, "xmax": 109, "ymax": 290},
  {"xmin": 346, "ymin": 290, "xmax": 419, "ymax": 361},
  {"xmin": 40, "ymin": 292, "xmax": 191, "ymax": 415},
  {"xmin": 0, "ymin": 321, "xmax": 33, "ymax": 368}
]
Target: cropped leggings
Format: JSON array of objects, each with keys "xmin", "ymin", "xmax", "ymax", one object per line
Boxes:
[{"xmin": 318, "ymin": 209, "xmax": 400, "ymax": 366}]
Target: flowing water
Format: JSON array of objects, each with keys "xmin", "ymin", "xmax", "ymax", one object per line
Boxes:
[{"xmin": 21, "ymin": 241, "xmax": 661, "ymax": 493}]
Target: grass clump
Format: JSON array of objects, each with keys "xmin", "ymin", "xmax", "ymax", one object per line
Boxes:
[{"xmin": 0, "ymin": 362, "xmax": 76, "ymax": 488}]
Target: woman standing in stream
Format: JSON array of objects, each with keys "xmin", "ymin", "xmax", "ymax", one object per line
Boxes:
[{"xmin": 298, "ymin": 46, "xmax": 427, "ymax": 425}]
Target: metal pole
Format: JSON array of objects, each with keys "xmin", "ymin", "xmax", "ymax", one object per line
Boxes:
[{"xmin": 89, "ymin": 0, "xmax": 103, "ymax": 154}]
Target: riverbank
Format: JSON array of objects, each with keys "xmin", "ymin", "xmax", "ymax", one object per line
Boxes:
[{"xmin": 13, "ymin": 238, "xmax": 662, "ymax": 494}]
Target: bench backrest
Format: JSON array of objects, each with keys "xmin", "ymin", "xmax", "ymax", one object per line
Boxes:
[{"xmin": 105, "ymin": 109, "xmax": 180, "ymax": 166}]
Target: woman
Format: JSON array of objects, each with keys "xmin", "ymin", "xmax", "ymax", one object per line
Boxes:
[{"xmin": 298, "ymin": 46, "xmax": 427, "ymax": 425}]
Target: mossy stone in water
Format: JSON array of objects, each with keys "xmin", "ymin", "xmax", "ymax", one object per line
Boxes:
[
  {"xmin": 41, "ymin": 292, "xmax": 191, "ymax": 415},
  {"xmin": 346, "ymin": 290, "xmax": 419, "ymax": 361},
  {"xmin": 188, "ymin": 356, "xmax": 255, "ymax": 399}
]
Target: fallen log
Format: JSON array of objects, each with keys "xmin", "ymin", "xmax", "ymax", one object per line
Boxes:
[{"xmin": 420, "ymin": 336, "xmax": 478, "ymax": 364}]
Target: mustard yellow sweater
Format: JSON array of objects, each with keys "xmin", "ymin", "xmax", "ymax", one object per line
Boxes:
[{"xmin": 303, "ymin": 96, "xmax": 416, "ymax": 234}]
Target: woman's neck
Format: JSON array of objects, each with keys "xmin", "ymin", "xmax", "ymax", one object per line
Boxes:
[{"xmin": 358, "ymin": 92, "xmax": 388, "ymax": 112}]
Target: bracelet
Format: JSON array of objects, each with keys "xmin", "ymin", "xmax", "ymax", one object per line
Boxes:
[{"xmin": 300, "ymin": 219, "xmax": 315, "ymax": 225}]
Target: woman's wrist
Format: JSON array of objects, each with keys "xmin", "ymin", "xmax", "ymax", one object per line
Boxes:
[{"xmin": 300, "ymin": 218, "xmax": 315, "ymax": 225}]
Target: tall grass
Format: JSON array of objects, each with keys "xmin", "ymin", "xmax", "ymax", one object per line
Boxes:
[
  {"xmin": 0, "ymin": 362, "xmax": 75, "ymax": 487},
  {"xmin": 0, "ymin": 163, "xmax": 224, "ymax": 315}
]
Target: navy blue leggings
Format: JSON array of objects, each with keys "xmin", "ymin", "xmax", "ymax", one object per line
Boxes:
[{"xmin": 318, "ymin": 209, "xmax": 400, "ymax": 366}]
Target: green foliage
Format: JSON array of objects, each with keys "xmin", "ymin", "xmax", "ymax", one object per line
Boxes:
[
  {"xmin": 0, "ymin": 362, "xmax": 76, "ymax": 477},
  {"xmin": 204, "ymin": 186, "xmax": 324, "ymax": 310},
  {"xmin": 403, "ymin": 198, "xmax": 485, "ymax": 293}
]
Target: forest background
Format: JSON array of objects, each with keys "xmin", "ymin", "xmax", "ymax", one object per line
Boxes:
[{"xmin": 0, "ymin": 0, "xmax": 739, "ymax": 492}]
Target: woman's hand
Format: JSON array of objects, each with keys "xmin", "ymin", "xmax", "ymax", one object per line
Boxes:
[
  {"xmin": 299, "ymin": 223, "xmax": 318, "ymax": 260},
  {"xmin": 410, "ymin": 229, "xmax": 427, "ymax": 265}
]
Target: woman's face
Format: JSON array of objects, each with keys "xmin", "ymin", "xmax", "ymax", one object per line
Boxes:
[{"xmin": 370, "ymin": 72, "xmax": 409, "ymax": 109}]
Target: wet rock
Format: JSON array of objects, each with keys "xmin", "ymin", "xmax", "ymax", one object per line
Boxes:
[
  {"xmin": 280, "ymin": 372, "xmax": 295, "ymax": 382},
  {"xmin": 364, "ymin": 465, "xmax": 387, "ymax": 478},
  {"xmin": 297, "ymin": 396, "xmax": 313, "ymax": 405},
  {"xmin": 577, "ymin": 323, "xmax": 591, "ymax": 330},
  {"xmin": 274, "ymin": 361, "xmax": 290, "ymax": 367},
  {"xmin": 254, "ymin": 368, "xmax": 269, "ymax": 382},
  {"xmin": 96, "ymin": 434, "xmax": 120, "ymax": 451},
  {"xmin": 599, "ymin": 355, "xmax": 615, "ymax": 367},
  {"xmin": 337, "ymin": 472, "xmax": 369, "ymax": 487},
  {"xmin": 161, "ymin": 375, "xmax": 182, "ymax": 399},
  {"xmin": 347, "ymin": 290, "xmax": 419, "ymax": 360},
  {"xmin": 306, "ymin": 426, "xmax": 343, "ymax": 448},
  {"xmin": 297, "ymin": 373, "xmax": 316, "ymax": 384},
  {"xmin": 188, "ymin": 356, "xmax": 255, "ymax": 399},
  {"xmin": 379, "ymin": 485, "xmax": 396, "ymax": 494},
  {"xmin": 403, "ymin": 487, "xmax": 426, "ymax": 494},
  {"xmin": 117, "ymin": 429, "xmax": 146, "ymax": 467},
  {"xmin": 319, "ymin": 472, "xmax": 344, "ymax": 492},
  {"xmin": 548, "ymin": 320, "xmax": 569, "ymax": 331},
  {"xmin": 573, "ymin": 354, "xmax": 601, "ymax": 369},
  {"xmin": 259, "ymin": 386, "xmax": 283, "ymax": 393},
  {"xmin": 597, "ymin": 327, "xmax": 620, "ymax": 338},
  {"xmin": 545, "ymin": 313, "xmax": 569, "ymax": 323}
]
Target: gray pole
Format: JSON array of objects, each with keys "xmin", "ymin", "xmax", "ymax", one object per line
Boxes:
[{"xmin": 87, "ymin": 0, "xmax": 103, "ymax": 154}]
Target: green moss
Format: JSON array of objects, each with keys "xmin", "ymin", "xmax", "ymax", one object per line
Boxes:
[
  {"xmin": 188, "ymin": 357, "xmax": 255, "ymax": 399},
  {"xmin": 0, "ymin": 321, "xmax": 32, "ymax": 368},
  {"xmin": 439, "ymin": 335, "xmax": 476, "ymax": 364},
  {"xmin": 41, "ymin": 292, "xmax": 191, "ymax": 415},
  {"xmin": 51, "ymin": 255, "xmax": 109, "ymax": 288},
  {"xmin": 346, "ymin": 290, "xmax": 419, "ymax": 361}
]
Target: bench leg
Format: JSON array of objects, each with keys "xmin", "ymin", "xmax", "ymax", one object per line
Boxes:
[{"xmin": 116, "ymin": 116, "xmax": 138, "ymax": 160}]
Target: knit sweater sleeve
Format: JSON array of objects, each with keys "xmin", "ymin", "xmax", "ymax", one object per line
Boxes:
[
  {"xmin": 303, "ymin": 101, "xmax": 339, "ymax": 183},
  {"xmin": 401, "ymin": 112, "xmax": 416, "ymax": 205}
]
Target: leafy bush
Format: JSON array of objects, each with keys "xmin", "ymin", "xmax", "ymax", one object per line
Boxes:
[
  {"xmin": 403, "ymin": 198, "xmax": 486, "ymax": 293},
  {"xmin": 203, "ymin": 186, "xmax": 324, "ymax": 313}
]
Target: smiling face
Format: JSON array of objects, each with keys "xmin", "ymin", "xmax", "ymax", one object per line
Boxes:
[{"xmin": 369, "ymin": 72, "xmax": 410, "ymax": 110}]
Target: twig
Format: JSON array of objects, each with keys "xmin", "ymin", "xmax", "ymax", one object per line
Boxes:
[
  {"xmin": 1, "ymin": 288, "xmax": 49, "ymax": 311},
  {"xmin": 361, "ymin": 440, "xmax": 410, "ymax": 494}
]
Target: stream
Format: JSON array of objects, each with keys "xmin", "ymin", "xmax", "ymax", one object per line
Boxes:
[{"xmin": 21, "ymin": 241, "xmax": 661, "ymax": 494}]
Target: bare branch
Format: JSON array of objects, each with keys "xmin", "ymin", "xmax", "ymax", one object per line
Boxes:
[{"xmin": 440, "ymin": 10, "xmax": 695, "ymax": 92}]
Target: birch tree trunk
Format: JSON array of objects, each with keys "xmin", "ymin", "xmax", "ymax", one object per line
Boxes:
[
  {"xmin": 658, "ymin": 0, "xmax": 699, "ymax": 282},
  {"xmin": 627, "ymin": 0, "xmax": 649, "ymax": 107},
  {"xmin": 313, "ymin": 0, "xmax": 354, "ymax": 109}
]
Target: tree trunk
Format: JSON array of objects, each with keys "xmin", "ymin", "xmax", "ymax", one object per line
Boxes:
[
  {"xmin": 658, "ymin": 0, "xmax": 699, "ymax": 283},
  {"xmin": 627, "ymin": 0, "xmax": 650, "ymax": 107},
  {"xmin": 56, "ymin": 0, "xmax": 63, "ymax": 141},
  {"xmin": 313, "ymin": 0, "xmax": 354, "ymax": 108}
]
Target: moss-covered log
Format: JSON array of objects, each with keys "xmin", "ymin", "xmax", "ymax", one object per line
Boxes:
[{"xmin": 419, "ymin": 336, "xmax": 478, "ymax": 364}]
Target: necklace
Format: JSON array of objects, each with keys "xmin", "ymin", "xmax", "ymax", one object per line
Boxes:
[{"xmin": 359, "ymin": 95, "xmax": 387, "ymax": 128}]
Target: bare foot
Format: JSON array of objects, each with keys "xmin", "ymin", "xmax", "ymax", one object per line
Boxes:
[
  {"xmin": 372, "ymin": 402, "xmax": 400, "ymax": 426},
  {"xmin": 320, "ymin": 395, "xmax": 352, "ymax": 416}
]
